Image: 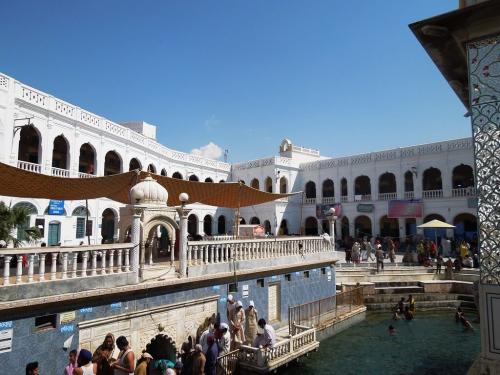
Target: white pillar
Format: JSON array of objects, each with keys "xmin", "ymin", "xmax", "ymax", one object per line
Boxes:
[
  {"xmin": 176, "ymin": 206, "xmax": 191, "ymax": 277},
  {"xmin": 131, "ymin": 207, "xmax": 142, "ymax": 283}
]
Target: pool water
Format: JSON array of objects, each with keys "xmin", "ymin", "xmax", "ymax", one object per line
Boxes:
[{"xmin": 281, "ymin": 311, "xmax": 480, "ymax": 375}]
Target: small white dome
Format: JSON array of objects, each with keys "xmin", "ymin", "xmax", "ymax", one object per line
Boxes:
[{"xmin": 130, "ymin": 176, "xmax": 168, "ymax": 206}]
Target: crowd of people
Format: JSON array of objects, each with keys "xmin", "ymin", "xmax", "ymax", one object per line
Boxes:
[
  {"xmin": 25, "ymin": 296, "xmax": 277, "ymax": 375},
  {"xmin": 391, "ymin": 294, "xmax": 416, "ymax": 321}
]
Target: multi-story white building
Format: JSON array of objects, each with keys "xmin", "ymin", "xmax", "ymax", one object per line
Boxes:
[{"xmin": 0, "ymin": 72, "xmax": 477, "ymax": 247}]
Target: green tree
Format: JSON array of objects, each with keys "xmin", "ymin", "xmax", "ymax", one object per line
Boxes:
[{"xmin": 0, "ymin": 201, "xmax": 41, "ymax": 247}]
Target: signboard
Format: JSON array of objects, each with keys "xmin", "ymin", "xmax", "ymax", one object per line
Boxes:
[
  {"xmin": 48, "ymin": 200, "xmax": 65, "ymax": 215},
  {"xmin": 388, "ymin": 200, "xmax": 423, "ymax": 218},
  {"xmin": 60, "ymin": 311, "xmax": 76, "ymax": 325},
  {"xmin": 357, "ymin": 204, "xmax": 374, "ymax": 213},
  {"xmin": 242, "ymin": 285, "xmax": 249, "ymax": 298},
  {"xmin": 0, "ymin": 329, "xmax": 13, "ymax": 353},
  {"xmin": 316, "ymin": 203, "xmax": 342, "ymax": 220}
]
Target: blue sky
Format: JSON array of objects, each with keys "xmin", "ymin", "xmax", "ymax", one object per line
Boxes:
[{"xmin": 0, "ymin": 0, "xmax": 470, "ymax": 162}]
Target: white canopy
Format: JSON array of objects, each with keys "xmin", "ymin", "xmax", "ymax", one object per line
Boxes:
[{"xmin": 417, "ymin": 219, "xmax": 455, "ymax": 229}]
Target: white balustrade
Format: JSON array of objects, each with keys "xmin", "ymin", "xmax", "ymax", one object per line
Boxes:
[
  {"xmin": 17, "ymin": 160, "xmax": 41, "ymax": 173},
  {"xmin": 304, "ymin": 197, "xmax": 316, "ymax": 205},
  {"xmin": 341, "ymin": 196, "xmax": 348, "ymax": 203},
  {"xmin": 322, "ymin": 196, "xmax": 335, "ymax": 204},
  {"xmin": 0, "ymin": 244, "xmax": 134, "ymax": 287},
  {"xmin": 78, "ymin": 172, "xmax": 97, "ymax": 178},
  {"xmin": 404, "ymin": 191, "xmax": 414, "ymax": 199},
  {"xmin": 378, "ymin": 192, "xmax": 397, "ymax": 200},
  {"xmin": 422, "ymin": 189, "xmax": 443, "ymax": 199},
  {"xmin": 452, "ymin": 187, "xmax": 476, "ymax": 197},
  {"xmin": 51, "ymin": 167, "xmax": 70, "ymax": 177}
]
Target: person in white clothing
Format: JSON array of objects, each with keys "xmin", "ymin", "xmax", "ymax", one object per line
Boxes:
[
  {"xmin": 73, "ymin": 349, "xmax": 96, "ymax": 375},
  {"xmin": 199, "ymin": 323, "xmax": 215, "ymax": 353},
  {"xmin": 111, "ymin": 336, "xmax": 135, "ymax": 374},
  {"xmin": 218, "ymin": 323, "xmax": 231, "ymax": 356},
  {"xmin": 226, "ymin": 294, "xmax": 236, "ymax": 321}
]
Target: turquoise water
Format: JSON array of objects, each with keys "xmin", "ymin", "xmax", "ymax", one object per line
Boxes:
[{"xmin": 281, "ymin": 312, "xmax": 480, "ymax": 375}]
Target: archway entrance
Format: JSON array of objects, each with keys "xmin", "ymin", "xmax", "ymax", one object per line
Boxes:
[
  {"xmin": 341, "ymin": 217, "xmax": 349, "ymax": 240},
  {"xmin": 52, "ymin": 135, "xmax": 69, "ymax": 170},
  {"xmin": 304, "ymin": 217, "xmax": 318, "ymax": 236},
  {"xmin": 145, "ymin": 334, "xmax": 177, "ymax": 363},
  {"xmin": 279, "ymin": 219, "xmax": 288, "ymax": 235},
  {"xmin": 217, "ymin": 216, "xmax": 226, "ymax": 235},
  {"xmin": 203, "ymin": 215, "xmax": 213, "ymax": 236},
  {"xmin": 379, "ymin": 215, "xmax": 399, "ymax": 239},
  {"xmin": 18, "ymin": 126, "xmax": 41, "ymax": 164},
  {"xmin": 354, "ymin": 215, "xmax": 372, "ymax": 238},
  {"xmin": 405, "ymin": 218, "xmax": 416, "ymax": 238},
  {"xmin": 453, "ymin": 213, "xmax": 477, "ymax": 241},
  {"xmin": 101, "ymin": 209, "xmax": 116, "ymax": 243},
  {"xmin": 188, "ymin": 214, "xmax": 198, "ymax": 237},
  {"xmin": 264, "ymin": 220, "xmax": 272, "ymax": 235},
  {"xmin": 250, "ymin": 217, "xmax": 260, "ymax": 225},
  {"xmin": 145, "ymin": 224, "xmax": 173, "ymax": 263}
]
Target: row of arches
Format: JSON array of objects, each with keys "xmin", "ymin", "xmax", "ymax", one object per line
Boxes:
[
  {"xmin": 18, "ymin": 126, "xmax": 223, "ymax": 181},
  {"xmin": 302, "ymin": 165, "xmax": 474, "ymax": 198},
  {"xmin": 243, "ymin": 176, "xmax": 288, "ymax": 193},
  {"xmin": 187, "ymin": 214, "xmax": 227, "ymax": 236}
]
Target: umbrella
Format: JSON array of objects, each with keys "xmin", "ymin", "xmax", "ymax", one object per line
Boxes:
[{"xmin": 417, "ymin": 219, "xmax": 455, "ymax": 245}]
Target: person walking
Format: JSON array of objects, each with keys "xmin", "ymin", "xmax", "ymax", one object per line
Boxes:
[
  {"xmin": 256, "ymin": 319, "xmax": 276, "ymax": 348},
  {"xmin": 74, "ymin": 349, "xmax": 97, "ymax": 375},
  {"xmin": 192, "ymin": 344, "xmax": 206, "ymax": 375},
  {"xmin": 134, "ymin": 353, "xmax": 153, "ymax": 375},
  {"xmin": 351, "ymin": 240, "xmax": 361, "ymax": 264},
  {"xmin": 111, "ymin": 336, "xmax": 135, "ymax": 374},
  {"xmin": 436, "ymin": 254, "xmax": 443, "ymax": 274},
  {"xmin": 375, "ymin": 244, "xmax": 384, "ymax": 273},
  {"xmin": 245, "ymin": 301, "xmax": 259, "ymax": 345},
  {"xmin": 204, "ymin": 336, "xmax": 219, "ymax": 375},
  {"xmin": 217, "ymin": 323, "xmax": 231, "ymax": 356},
  {"xmin": 445, "ymin": 257, "xmax": 454, "ymax": 280},
  {"xmin": 387, "ymin": 239, "xmax": 396, "ymax": 263},
  {"xmin": 230, "ymin": 301, "xmax": 246, "ymax": 350}
]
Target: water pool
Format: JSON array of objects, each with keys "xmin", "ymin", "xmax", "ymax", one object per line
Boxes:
[{"xmin": 281, "ymin": 311, "xmax": 480, "ymax": 375}]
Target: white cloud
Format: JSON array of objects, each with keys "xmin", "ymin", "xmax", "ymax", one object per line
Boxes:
[{"xmin": 190, "ymin": 142, "xmax": 223, "ymax": 160}]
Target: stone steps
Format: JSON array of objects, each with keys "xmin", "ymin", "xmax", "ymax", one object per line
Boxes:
[
  {"xmin": 374, "ymin": 286, "xmax": 424, "ymax": 294},
  {"xmin": 364, "ymin": 293, "xmax": 456, "ymax": 304},
  {"xmin": 366, "ymin": 299, "xmax": 462, "ymax": 311}
]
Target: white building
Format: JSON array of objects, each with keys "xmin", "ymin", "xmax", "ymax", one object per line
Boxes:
[{"xmin": 0, "ymin": 72, "xmax": 477, "ymax": 247}]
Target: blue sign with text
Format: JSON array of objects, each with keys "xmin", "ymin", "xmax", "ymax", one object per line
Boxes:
[{"xmin": 48, "ymin": 200, "xmax": 65, "ymax": 215}]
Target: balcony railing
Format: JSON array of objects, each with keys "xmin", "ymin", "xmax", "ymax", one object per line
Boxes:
[
  {"xmin": 378, "ymin": 192, "xmax": 397, "ymax": 201},
  {"xmin": 355, "ymin": 194, "xmax": 371, "ymax": 201},
  {"xmin": 404, "ymin": 191, "xmax": 414, "ymax": 199},
  {"xmin": 51, "ymin": 166, "xmax": 70, "ymax": 177},
  {"xmin": 452, "ymin": 187, "xmax": 476, "ymax": 197},
  {"xmin": 304, "ymin": 197, "xmax": 316, "ymax": 205},
  {"xmin": 322, "ymin": 196, "xmax": 335, "ymax": 204},
  {"xmin": 0, "ymin": 243, "xmax": 133, "ymax": 287},
  {"xmin": 340, "ymin": 196, "xmax": 348, "ymax": 203},
  {"xmin": 78, "ymin": 172, "xmax": 97, "ymax": 178},
  {"xmin": 17, "ymin": 160, "xmax": 41, "ymax": 173},
  {"xmin": 422, "ymin": 189, "xmax": 443, "ymax": 199},
  {"xmin": 187, "ymin": 236, "xmax": 332, "ymax": 266}
]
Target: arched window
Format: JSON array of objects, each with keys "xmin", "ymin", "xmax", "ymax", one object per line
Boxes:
[
  {"xmin": 52, "ymin": 135, "xmax": 69, "ymax": 170},
  {"xmin": 305, "ymin": 217, "xmax": 318, "ymax": 236},
  {"xmin": 279, "ymin": 219, "xmax": 288, "ymax": 235},
  {"xmin": 161, "ymin": 169, "xmax": 167, "ymax": 176},
  {"xmin": 250, "ymin": 217, "xmax": 260, "ymax": 225},
  {"xmin": 250, "ymin": 178, "xmax": 260, "ymax": 190},
  {"xmin": 101, "ymin": 208, "xmax": 116, "ymax": 243},
  {"xmin": 189, "ymin": 175, "xmax": 199, "ymax": 182},
  {"xmin": 219, "ymin": 180, "xmax": 225, "ymax": 183},
  {"xmin": 322, "ymin": 179, "xmax": 334, "ymax": 198},
  {"xmin": 452, "ymin": 164, "xmax": 474, "ymax": 188},
  {"xmin": 404, "ymin": 171, "xmax": 414, "ymax": 192},
  {"xmin": 72, "ymin": 206, "xmax": 90, "ymax": 217},
  {"xmin": 18, "ymin": 126, "xmax": 41, "ymax": 164},
  {"xmin": 264, "ymin": 220, "xmax": 272, "ymax": 234},
  {"xmin": 203, "ymin": 215, "xmax": 212, "ymax": 235},
  {"xmin": 422, "ymin": 167, "xmax": 442, "ymax": 191},
  {"xmin": 188, "ymin": 214, "xmax": 198, "ymax": 236},
  {"xmin": 279, "ymin": 177, "xmax": 288, "ymax": 194},
  {"xmin": 239, "ymin": 179, "xmax": 246, "ymax": 185},
  {"xmin": 217, "ymin": 216, "xmax": 226, "ymax": 234},
  {"xmin": 265, "ymin": 177, "xmax": 273, "ymax": 193},
  {"xmin": 147, "ymin": 164, "xmax": 157, "ymax": 174},
  {"xmin": 341, "ymin": 178, "xmax": 348, "ymax": 197},
  {"xmin": 12, "ymin": 202, "xmax": 38, "ymax": 242},
  {"xmin": 104, "ymin": 151, "xmax": 122, "ymax": 176},
  {"xmin": 354, "ymin": 176, "xmax": 371, "ymax": 196},
  {"xmin": 378, "ymin": 172, "xmax": 396, "ymax": 194},
  {"xmin": 205, "ymin": 177, "xmax": 213, "ymax": 183},
  {"xmin": 79, "ymin": 143, "xmax": 96, "ymax": 175},
  {"xmin": 354, "ymin": 215, "xmax": 372, "ymax": 237},
  {"xmin": 129, "ymin": 158, "xmax": 142, "ymax": 171},
  {"xmin": 172, "ymin": 172, "xmax": 183, "ymax": 180},
  {"xmin": 12, "ymin": 202, "xmax": 38, "ymax": 215},
  {"xmin": 240, "ymin": 218, "xmax": 246, "ymax": 225},
  {"xmin": 305, "ymin": 181, "xmax": 316, "ymax": 199}
]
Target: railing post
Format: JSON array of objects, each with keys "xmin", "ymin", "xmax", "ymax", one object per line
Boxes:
[
  {"xmin": 61, "ymin": 253, "xmax": 68, "ymax": 279},
  {"xmin": 15, "ymin": 255, "xmax": 23, "ymax": 284},
  {"xmin": 192, "ymin": 245, "xmax": 197, "ymax": 265},
  {"xmin": 116, "ymin": 249, "xmax": 122, "ymax": 273},
  {"xmin": 108, "ymin": 249, "xmax": 115, "ymax": 273},
  {"xmin": 91, "ymin": 251, "xmax": 97, "ymax": 276},
  {"xmin": 3, "ymin": 256, "xmax": 12, "ymax": 285},
  {"xmin": 27, "ymin": 254, "xmax": 35, "ymax": 283},
  {"xmin": 39, "ymin": 253, "xmax": 46, "ymax": 281},
  {"xmin": 51, "ymin": 253, "xmax": 58, "ymax": 280},
  {"xmin": 101, "ymin": 249, "xmax": 107, "ymax": 275},
  {"xmin": 187, "ymin": 244, "xmax": 192, "ymax": 265},
  {"xmin": 81, "ymin": 251, "xmax": 88, "ymax": 276},
  {"xmin": 124, "ymin": 248, "xmax": 130, "ymax": 272},
  {"xmin": 224, "ymin": 244, "xmax": 228, "ymax": 262},
  {"xmin": 71, "ymin": 253, "xmax": 78, "ymax": 278}
]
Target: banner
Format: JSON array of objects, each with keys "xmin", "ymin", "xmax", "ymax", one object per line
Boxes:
[
  {"xmin": 48, "ymin": 200, "xmax": 65, "ymax": 215},
  {"xmin": 316, "ymin": 203, "xmax": 342, "ymax": 219},
  {"xmin": 388, "ymin": 199, "xmax": 423, "ymax": 218}
]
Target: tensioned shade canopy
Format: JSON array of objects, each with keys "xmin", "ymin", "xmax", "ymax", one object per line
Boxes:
[
  {"xmin": 417, "ymin": 219, "xmax": 455, "ymax": 229},
  {"xmin": 0, "ymin": 162, "xmax": 296, "ymax": 208}
]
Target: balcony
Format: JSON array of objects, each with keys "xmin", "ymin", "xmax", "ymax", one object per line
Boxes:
[
  {"xmin": 51, "ymin": 166, "xmax": 70, "ymax": 178},
  {"xmin": 304, "ymin": 198, "xmax": 316, "ymax": 205},
  {"xmin": 340, "ymin": 196, "xmax": 348, "ymax": 203},
  {"xmin": 78, "ymin": 172, "xmax": 97, "ymax": 178},
  {"xmin": 354, "ymin": 194, "xmax": 371, "ymax": 201},
  {"xmin": 422, "ymin": 189, "xmax": 443, "ymax": 199},
  {"xmin": 452, "ymin": 187, "xmax": 476, "ymax": 197},
  {"xmin": 404, "ymin": 191, "xmax": 414, "ymax": 199},
  {"xmin": 17, "ymin": 160, "xmax": 41, "ymax": 173},
  {"xmin": 378, "ymin": 192, "xmax": 397, "ymax": 201},
  {"xmin": 322, "ymin": 196, "xmax": 335, "ymax": 204}
]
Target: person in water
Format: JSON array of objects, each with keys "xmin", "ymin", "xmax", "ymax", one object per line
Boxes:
[
  {"xmin": 388, "ymin": 325, "xmax": 396, "ymax": 335},
  {"xmin": 459, "ymin": 314, "xmax": 473, "ymax": 330},
  {"xmin": 455, "ymin": 307, "xmax": 463, "ymax": 323},
  {"xmin": 407, "ymin": 294, "xmax": 416, "ymax": 313},
  {"xmin": 404, "ymin": 306, "xmax": 414, "ymax": 321}
]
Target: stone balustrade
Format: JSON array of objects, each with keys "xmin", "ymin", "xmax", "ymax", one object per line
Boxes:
[
  {"xmin": 452, "ymin": 187, "xmax": 476, "ymax": 197},
  {"xmin": 0, "ymin": 243, "xmax": 134, "ymax": 286},
  {"xmin": 51, "ymin": 166, "xmax": 70, "ymax": 177},
  {"xmin": 378, "ymin": 192, "xmax": 397, "ymax": 201},
  {"xmin": 17, "ymin": 160, "xmax": 41, "ymax": 173},
  {"xmin": 422, "ymin": 189, "xmax": 443, "ymax": 199},
  {"xmin": 187, "ymin": 236, "xmax": 332, "ymax": 266}
]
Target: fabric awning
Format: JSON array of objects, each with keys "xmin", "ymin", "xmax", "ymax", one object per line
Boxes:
[
  {"xmin": 417, "ymin": 219, "xmax": 455, "ymax": 229},
  {"xmin": 0, "ymin": 162, "xmax": 296, "ymax": 208}
]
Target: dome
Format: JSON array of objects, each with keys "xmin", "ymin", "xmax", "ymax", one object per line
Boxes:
[{"xmin": 130, "ymin": 175, "xmax": 168, "ymax": 206}]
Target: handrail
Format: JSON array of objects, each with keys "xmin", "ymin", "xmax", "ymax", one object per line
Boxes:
[{"xmin": 0, "ymin": 243, "xmax": 134, "ymax": 256}]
